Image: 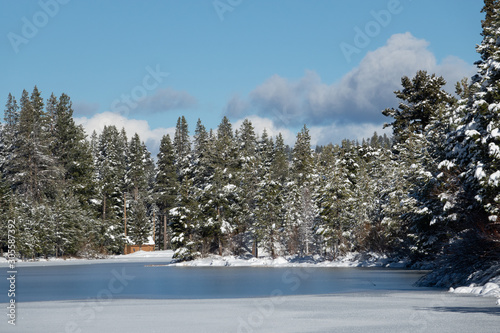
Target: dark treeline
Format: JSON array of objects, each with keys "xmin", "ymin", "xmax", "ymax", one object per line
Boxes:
[{"xmin": 0, "ymin": 0, "xmax": 498, "ymax": 287}]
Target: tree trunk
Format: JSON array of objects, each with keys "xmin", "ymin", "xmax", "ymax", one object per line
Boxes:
[
  {"xmin": 252, "ymin": 238, "xmax": 258, "ymax": 258},
  {"xmin": 102, "ymin": 196, "xmax": 106, "ymax": 221},
  {"xmin": 163, "ymin": 215, "xmax": 167, "ymax": 250}
]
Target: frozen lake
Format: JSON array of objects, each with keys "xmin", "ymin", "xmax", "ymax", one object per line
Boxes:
[
  {"xmin": 0, "ymin": 262, "xmax": 433, "ymax": 302},
  {"xmin": 1, "ymin": 260, "xmax": 499, "ymax": 332}
]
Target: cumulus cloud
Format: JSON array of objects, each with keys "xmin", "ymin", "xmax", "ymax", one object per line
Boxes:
[
  {"xmin": 135, "ymin": 87, "xmax": 198, "ymax": 113},
  {"xmin": 75, "ymin": 112, "xmax": 174, "ymax": 155},
  {"xmin": 226, "ymin": 32, "xmax": 476, "ymax": 127}
]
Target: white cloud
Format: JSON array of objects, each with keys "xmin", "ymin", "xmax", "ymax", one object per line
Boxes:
[
  {"xmin": 226, "ymin": 32, "xmax": 476, "ymax": 127},
  {"xmin": 74, "ymin": 112, "xmax": 174, "ymax": 156}
]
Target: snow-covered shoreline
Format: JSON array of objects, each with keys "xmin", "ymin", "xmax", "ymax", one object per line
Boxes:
[
  {"xmin": 0, "ymin": 249, "xmax": 175, "ymax": 266},
  {"xmin": 0, "ymin": 250, "xmax": 407, "ymax": 267},
  {"xmin": 172, "ymin": 252, "xmax": 409, "ymax": 268},
  {"xmin": 449, "ymin": 276, "xmax": 500, "ymax": 305}
]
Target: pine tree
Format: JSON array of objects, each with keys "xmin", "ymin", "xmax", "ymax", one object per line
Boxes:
[
  {"xmin": 155, "ymin": 134, "xmax": 178, "ymax": 249},
  {"xmin": 52, "ymin": 93, "xmax": 95, "ymax": 204},
  {"xmin": 255, "ymin": 172, "xmax": 283, "ymax": 258},
  {"xmin": 316, "ymin": 143, "xmax": 358, "ymax": 257},
  {"xmin": 286, "ymin": 125, "xmax": 317, "ymax": 255},
  {"xmin": 13, "ymin": 87, "xmax": 61, "ymax": 201},
  {"xmin": 0, "ymin": 170, "xmax": 12, "ymax": 254},
  {"xmin": 192, "ymin": 122, "xmax": 219, "ymax": 255},
  {"xmin": 192, "ymin": 119, "xmax": 213, "ymax": 188},
  {"xmin": 127, "ymin": 133, "xmax": 148, "ymax": 200},
  {"xmin": 128, "ymin": 194, "xmax": 151, "ymax": 249},
  {"xmin": 1, "ymin": 94, "xmax": 19, "ymax": 178},
  {"xmin": 291, "ymin": 125, "xmax": 313, "ymax": 186},
  {"xmin": 173, "ymin": 116, "xmax": 191, "ymax": 180},
  {"xmin": 442, "ymin": 0, "xmax": 500, "ymax": 242},
  {"xmin": 95, "ymin": 125, "xmax": 128, "ymax": 253},
  {"xmin": 126, "ymin": 133, "xmax": 155, "ymax": 247},
  {"xmin": 382, "ymin": 71, "xmax": 455, "ymax": 258},
  {"xmin": 237, "ymin": 119, "xmax": 259, "ymax": 256},
  {"xmin": 211, "ymin": 116, "xmax": 241, "ymax": 255},
  {"xmin": 272, "ymin": 133, "xmax": 289, "ymax": 185}
]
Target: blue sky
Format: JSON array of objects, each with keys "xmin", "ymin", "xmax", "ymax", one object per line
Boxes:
[{"xmin": 0, "ymin": 0, "xmax": 485, "ymax": 153}]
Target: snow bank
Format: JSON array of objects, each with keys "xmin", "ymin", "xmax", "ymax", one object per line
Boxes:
[
  {"xmin": 1, "ymin": 250, "xmax": 409, "ymax": 268},
  {"xmin": 174, "ymin": 252, "xmax": 409, "ymax": 268},
  {"xmin": 449, "ymin": 276, "xmax": 500, "ymax": 306},
  {"xmin": 0, "ymin": 250, "xmax": 175, "ymax": 267}
]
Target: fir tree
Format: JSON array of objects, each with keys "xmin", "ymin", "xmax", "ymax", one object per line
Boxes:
[
  {"xmin": 442, "ymin": 0, "xmax": 500, "ymax": 243},
  {"xmin": 237, "ymin": 119, "xmax": 259, "ymax": 255},
  {"xmin": 173, "ymin": 116, "xmax": 191, "ymax": 180},
  {"xmin": 383, "ymin": 71, "xmax": 455, "ymax": 259},
  {"xmin": 128, "ymin": 194, "xmax": 152, "ymax": 249},
  {"xmin": 155, "ymin": 134, "xmax": 178, "ymax": 249},
  {"xmin": 95, "ymin": 125, "xmax": 128, "ymax": 253},
  {"xmin": 52, "ymin": 93, "xmax": 95, "ymax": 204}
]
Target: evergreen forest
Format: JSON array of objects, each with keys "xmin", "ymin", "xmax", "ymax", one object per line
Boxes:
[{"xmin": 1, "ymin": 0, "xmax": 499, "ymax": 287}]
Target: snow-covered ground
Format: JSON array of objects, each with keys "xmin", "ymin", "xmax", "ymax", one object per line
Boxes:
[
  {"xmin": 450, "ymin": 275, "xmax": 500, "ymax": 306},
  {"xmin": 2, "ymin": 291, "xmax": 499, "ymax": 333},
  {"xmin": 172, "ymin": 252, "xmax": 409, "ymax": 268},
  {"xmin": 0, "ymin": 250, "xmax": 175, "ymax": 267}
]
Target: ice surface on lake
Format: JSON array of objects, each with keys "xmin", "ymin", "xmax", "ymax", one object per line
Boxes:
[{"xmin": 1, "ymin": 292, "xmax": 499, "ymax": 333}]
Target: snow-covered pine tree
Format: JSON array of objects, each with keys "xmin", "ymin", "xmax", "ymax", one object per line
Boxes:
[
  {"xmin": 291, "ymin": 125, "xmax": 313, "ymax": 186},
  {"xmin": 192, "ymin": 121, "xmax": 221, "ymax": 256},
  {"xmin": 128, "ymin": 193, "xmax": 151, "ymax": 250},
  {"xmin": 316, "ymin": 142, "xmax": 357, "ymax": 258},
  {"xmin": 438, "ymin": 0, "xmax": 500, "ymax": 248},
  {"xmin": 95, "ymin": 125, "xmax": 128, "ymax": 253},
  {"xmin": 382, "ymin": 71, "xmax": 455, "ymax": 259},
  {"xmin": 192, "ymin": 119, "xmax": 213, "ymax": 188},
  {"xmin": 126, "ymin": 133, "xmax": 155, "ymax": 248},
  {"xmin": 52, "ymin": 93, "xmax": 96, "ymax": 204},
  {"xmin": 1, "ymin": 94, "xmax": 19, "ymax": 179},
  {"xmin": 355, "ymin": 138, "xmax": 400, "ymax": 252},
  {"xmin": 127, "ymin": 133, "xmax": 149, "ymax": 200},
  {"xmin": 287, "ymin": 125, "xmax": 317, "ymax": 256},
  {"xmin": 0, "ymin": 170, "xmax": 12, "ymax": 254},
  {"xmin": 272, "ymin": 133, "xmax": 289, "ymax": 185},
  {"xmin": 255, "ymin": 171, "xmax": 283, "ymax": 258},
  {"xmin": 155, "ymin": 134, "xmax": 178, "ymax": 250},
  {"xmin": 237, "ymin": 119, "xmax": 259, "ymax": 256},
  {"xmin": 173, "ymin": 116, "xmax": 191, "ymax": 181},
  {"xmin": 169, "ymin": 174, "xmax": 198, "ymax": 259},
  {"xmin": 415, "ymin": 3, "xmax": 500, "ymax": 287},
  {"xmin": 212, "ymin": 116, "xmax": 241, "ymax": 255},
  {"xmin": 13, "ymin": 87, "xmax": 61, "ymax": 201},
  {"xmin": 462, "ymin": 0, "xmax": 500, "ymax": 233}
]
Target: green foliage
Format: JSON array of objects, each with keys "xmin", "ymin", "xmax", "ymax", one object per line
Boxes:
[{"xmin": 1, "ymin": 2, "xmax": 497, "ymax": 273}]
